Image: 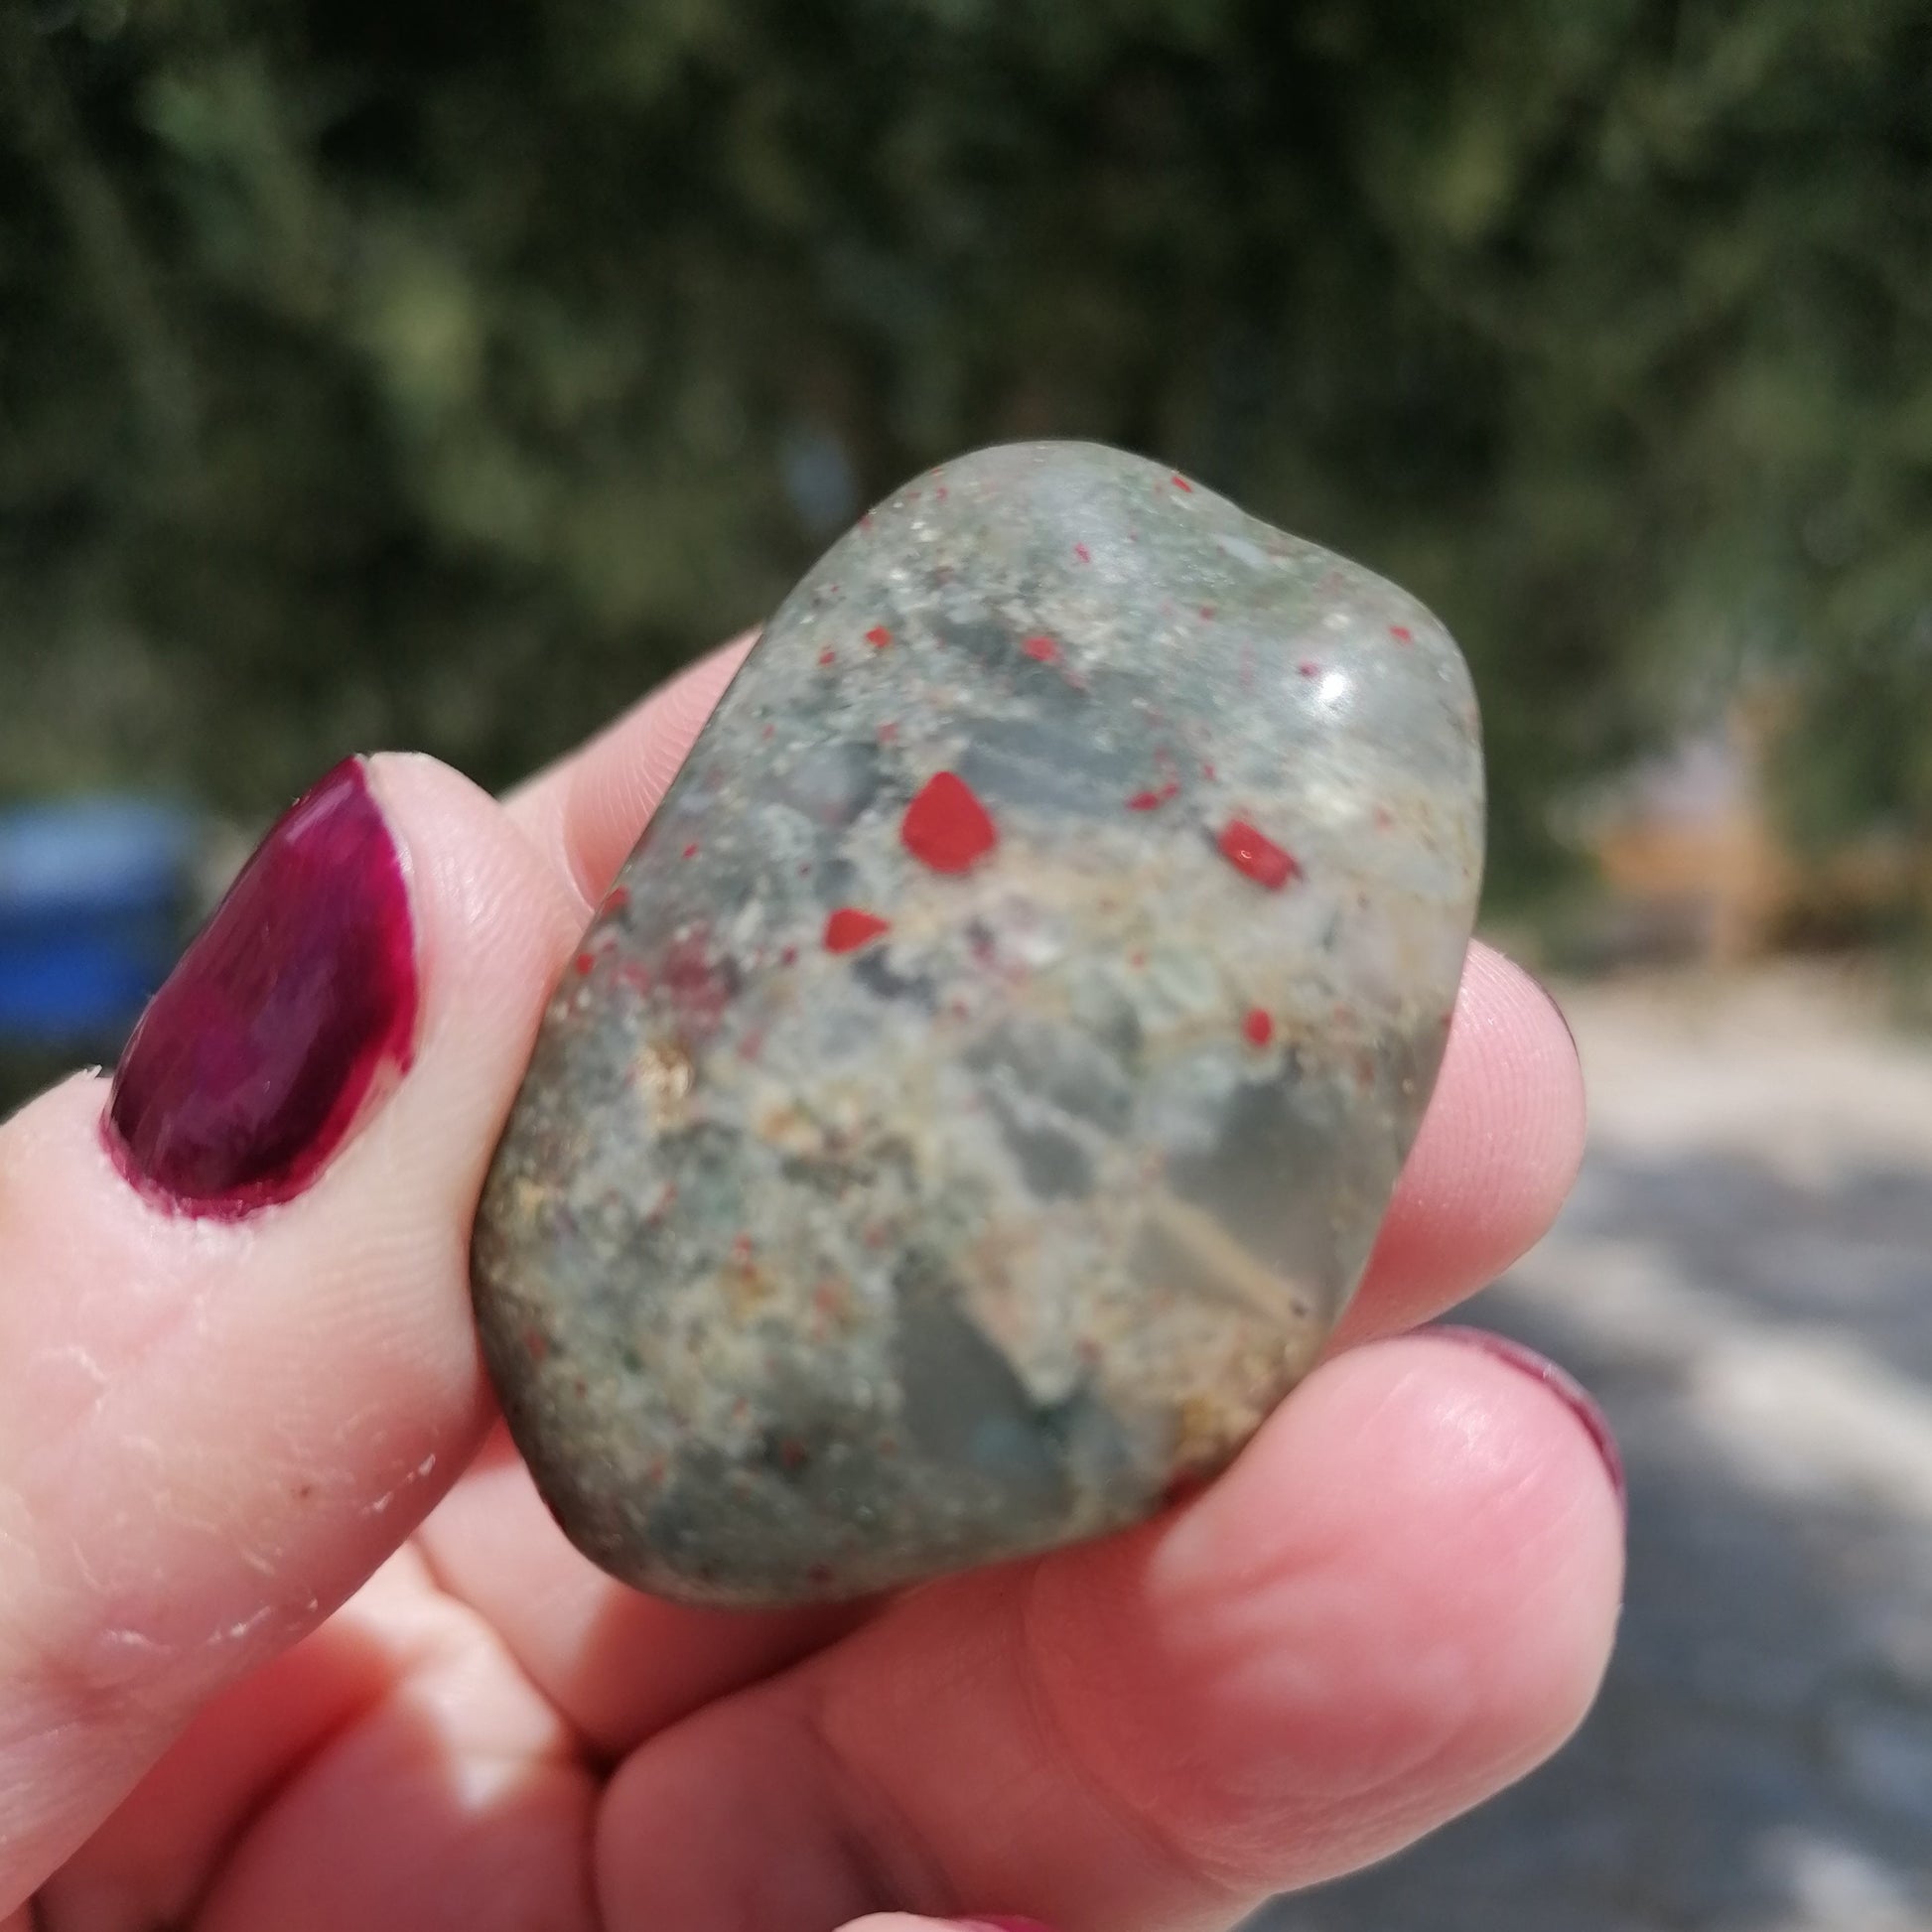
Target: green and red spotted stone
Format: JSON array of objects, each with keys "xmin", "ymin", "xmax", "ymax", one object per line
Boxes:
[{"xmin": 471, "ymin": 441, "xmax": 1485, "ymax": 1607}]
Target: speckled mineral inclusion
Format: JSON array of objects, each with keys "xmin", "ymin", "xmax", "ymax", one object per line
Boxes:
[{"xmin": 472, "ymin": 441, "xmax": 1484, "ymax": 1606}]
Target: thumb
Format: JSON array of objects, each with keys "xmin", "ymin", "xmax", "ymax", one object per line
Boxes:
[{"xmin": 0, "ymin": 753, "xmax": 580, "ymax": 1908}]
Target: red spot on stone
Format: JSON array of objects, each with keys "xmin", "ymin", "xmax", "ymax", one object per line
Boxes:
[
  {"xmin": 818, "ymin": 647, "xmax": 836, "ymax": 667},
  {"xmin": 681, "ymin": 842, "xmax": 699, "ymax": 860},
  {"xmin": 935, "ymin": 484, "xmax": 949, "ymax": 501},
  {"xmin": 601, "ymin": 886, "xmax": 630, "ymax": 914},
  {"xmin": 1198, "ymin": 604, "xmax": 1216, "ymax": 620},
  {"xmin": 901, "ymin": 771, "xmax": 998, "ymax": 873},
  {"xmin": 1074, "ymin": 541, "xmax": 1092, "ymax": 564},
  {"xmin": 1373, "ymin": 804, "xmax": 1395, "ymax": 830},
  {"xmin": 733, "ymin": 1233, "xmax": 755, "ymax": 1260},
  {"xmin": 1201, "ymin": 760, "xmax": 1217, "ymax": 780},
  {"xmin": 659, "ymin": 930, "xmax": 736, "ymax": 1033},
  {"xmin": 877, "ymin": 721, "xmax": 898, "ymax": 744},
  {"xmin": 1390, "ymin": 624, "xmax": 1414, "ymax": 644},
  {"xmin": 1021, "ymin": 634, "xmax": 1060, "ymax": 663},
  {"xmin": 1242, "ymin": 1007, "xmax": 1275, "ymax": 1047},
  {"xmin": 1127, "ymin": 780, "xmax": 1180, "ymax": 811},
  {"xmin": 1128, "ymin": 950, "xmax": 1147, "ymax": 968},
  {"xmin": 1171, "ymin": 474, "xmax": 1193, "ymax": 492},
  {"xmin": 824, "ymin": 906, "xmax": 892, "ymax": 953},
  {"xmin": 761, "ymin": 723, "xmax": 775, "ymax": 740},
  {"xmin": 866, "ymin": 624, "xmax": 894, "ymax": 649},
  {"xmin": 522, "ymin": 1326, "xmax": 549, "ymax": 1364},
  {"xmin": 573, "ymin": 951, "xmax": 596, "ymax": 976},
  {"xmin": 1217, "ymin": 818, "xmax": 1301, "ymax": 890},
  {"xmin": 779, "ymin": 944, "xmax": 798, "ymax": 966},
  {"xmin": 1298, "ymin": 660, "xmax": 1319, "ymax": 678}
]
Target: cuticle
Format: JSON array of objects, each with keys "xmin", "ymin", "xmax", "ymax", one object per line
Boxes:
[{"xmin": 350, "ymin": 751, "xmax": 428, "ymax": 1061}]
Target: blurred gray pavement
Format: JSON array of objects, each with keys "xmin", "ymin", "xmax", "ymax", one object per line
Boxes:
[{"xmin": 1263, "ymin": 964, "xmax": 1932, "ymax": 1932}]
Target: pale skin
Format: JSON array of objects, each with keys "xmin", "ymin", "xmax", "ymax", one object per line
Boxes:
[{"xmin": 0, "ymin": 641, "xmax": 1619, "ymax": 1932}]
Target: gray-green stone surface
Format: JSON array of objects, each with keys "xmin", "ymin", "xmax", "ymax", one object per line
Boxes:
[{"xmin": 472, "ymin": 440, "xmax": 1484, "ymax": 1606}]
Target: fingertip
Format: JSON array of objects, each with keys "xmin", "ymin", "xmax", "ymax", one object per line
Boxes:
[
  {"xmin": 1030, "ymin": 1327, "xmax": 1622, "ymax": 1883},
  {"xmin": 1433, "ymin": 1323, "xmax": 1625, "ymax": 1521},
  {"xmin": 550, "ymin": 636, "xmax": 755, "ymax": 909},
  {"xmin": 1338, "ymin": 943, "xmax": 1587, "ymax": 1342}
]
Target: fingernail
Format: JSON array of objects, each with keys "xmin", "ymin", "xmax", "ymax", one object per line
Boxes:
[
  {"xmin": 949, "ymin": 1920, "xmax": 1060, "ymax": 1932},
  {"xmin": 104, "ymin": 758, "xmax": 418, "ymax": 1218},
  {"xmin": 1435, "ymin": 1326, "xmax": 1625, "ymax": 1517}
]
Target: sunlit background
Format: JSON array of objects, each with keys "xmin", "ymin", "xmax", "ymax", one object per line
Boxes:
[{"xmin": 5, "ymin": 4, "xmax": 1931, "ymax": 1926}]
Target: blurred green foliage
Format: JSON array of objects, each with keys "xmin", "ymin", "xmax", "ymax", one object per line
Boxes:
[{"xmin": 4, "ymin": 0, "xmax": 1931, "ymax": 895}]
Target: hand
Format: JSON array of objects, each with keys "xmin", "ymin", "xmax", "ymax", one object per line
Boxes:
[{"xmin": 2, "ymin": 642, "xmax": 1620, "ymax": 1932}]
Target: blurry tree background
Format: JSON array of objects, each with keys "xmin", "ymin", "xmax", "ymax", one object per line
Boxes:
[{"xmin": 4, "ymin": 0, "xmax": 1931, "ymax": 900}]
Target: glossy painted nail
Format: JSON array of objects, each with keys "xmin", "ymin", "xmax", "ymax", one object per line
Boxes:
[
  {"xmin": 1435, "ymin": 1325, "xmax": 1625, "ymax": 1516},
  {"xmin": 949, "ymin": 1919, "xmax": 1061, "ymax": 1932},
  {"xmin": 105, "ymin": 758, "xmax": 417, "ymax": 1217}
]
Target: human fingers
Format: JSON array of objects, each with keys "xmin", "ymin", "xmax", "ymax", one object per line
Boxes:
[
  {"xmin": 503, "ymin": 636, "xmax": 755, "ymax": 911},
  {"xmin": 452, "ymin": 627, "xmax": 1583, "ymax": 1749},
  {"xmin": 0, "ymin": 753, "xmax": 581, "ymax": 1909},
  {"xmin": 594, "ymin": 1330, "xmax": 1623, "ymax": 1932},
  {"xmin": 1330, "ymin": 944, "xmax": 1585, "ymax": 1346},
  {"xmin": 35, "ymin": 1551, "xmax": 592, "ymax": 1932}
]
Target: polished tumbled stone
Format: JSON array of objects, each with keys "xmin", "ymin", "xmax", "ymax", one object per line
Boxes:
[{"xmin": 472, "ymin": 441, "xmax": 1484, "ymax": 1606}]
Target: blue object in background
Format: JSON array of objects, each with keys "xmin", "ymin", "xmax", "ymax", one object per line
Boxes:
[{"xmin": 0, "ymin": 799, "xmax": 201, "ymax": 1047}]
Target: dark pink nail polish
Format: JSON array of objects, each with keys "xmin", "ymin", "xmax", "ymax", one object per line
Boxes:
[
  {"xmin": 951, "ymin": 1920, "xmax": 1060, "ymax": 1932},
  {"xmin": 1435, "ymin": 1326, "xmax": 1624, "ymax": 1516},
  {"xmin": 104, "ymin": 759, "xmax": 417, "ymax": 1218}
]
